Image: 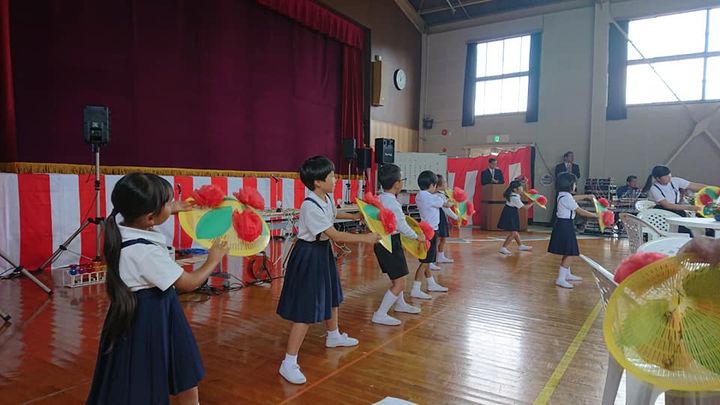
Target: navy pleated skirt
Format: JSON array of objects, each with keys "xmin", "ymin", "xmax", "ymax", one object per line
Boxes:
[
  {"xmin": 276, "ymin": 239, "xmax": 343, "ymax": 323},
  {"xmin": 548, "ymin": 218, "xmax": 580, "ymax": 256},
  {"xmin": 497, "ymin": 206, "xmax": 520, "ymax": 231},
  {"xmin": 87, "ymin": 287, "xmax": 204, "ymax": 405}
]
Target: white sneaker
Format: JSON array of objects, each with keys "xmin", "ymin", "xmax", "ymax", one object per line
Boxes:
[
  {"xmin": 437, "ymin": 254, "xmax": 454, "ymax": 263},
  {"xmin": 410, "ymin": 289, "xmax": 432, "ymax": 300},
  {"xmin": 429, "ymin": 263, "xmax": 442, "ymax": 271},
  {"xmin": 325, "ymin": 332, "xmax": 359, "ymax": 348},
  {"xmin": 499, "ymin": 247, "xmax": 512, "ymax": 255},
  {"xmin": 427, "ymin": 282, "xmax": 449, "ymax": 292},
  {"xmin": 394, "ymin": 301, "xmax": 421, "ymax": 314},
  {"xmin": 518, "ymin": 245, "xmax": 533, "ymax": 251},
  {"xmin": 372, "ymin": 312, "xmax": 402, "ymax": 325},
  {"xmin": 555, "ymin": 278, "xmax": 574, "ymax": 289},
  {"xmin": 279, "ymin": 362, "xmax": 307, "ymax": 384},
  {"xmin": 566, "ymin": 273, "xmax": 583, "ymax": 282}
]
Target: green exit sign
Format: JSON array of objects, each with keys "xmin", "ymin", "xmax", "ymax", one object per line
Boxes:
[
  {"xmin": 493, "ymin": 135, "xmax": 502, "ymax": 143},
  {"xmin": 487, "ymin": 134, "xmax": 509, "ymax": 143}
]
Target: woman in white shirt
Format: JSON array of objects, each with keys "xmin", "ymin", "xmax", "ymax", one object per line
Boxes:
[{"xmin": 641, "ymin": 165, "xmax": 707, "ymax": 217}]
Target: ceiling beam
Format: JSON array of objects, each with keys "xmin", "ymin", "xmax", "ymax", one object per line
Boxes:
[
  {"xmin": 420, "ymin": 0, "xmax": 492, "ymax": 15},
  {"xmin": 427, "ymin": 0, "xmax": 594, "ymax": 33},
  {"xmin": 393, "ymin": 0, "xmax": 427, "ymax": 33}
]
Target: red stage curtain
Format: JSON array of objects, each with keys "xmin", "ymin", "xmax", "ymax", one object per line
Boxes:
[
  {"xmin": 0, "ymin": 0, "xmax": 16, "ymax": 162},
  {"xmin": 7, "ymin": 0, "xmax": 345, "ymax": 172}
]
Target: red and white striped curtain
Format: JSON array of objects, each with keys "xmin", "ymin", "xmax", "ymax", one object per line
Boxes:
[{"xmin": 0, "ymin": 173, "xmax": 363, "ymax": 270}]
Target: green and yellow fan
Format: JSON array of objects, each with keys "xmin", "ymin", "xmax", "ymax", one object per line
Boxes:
[
  {"xmin": 400, "ymin": 216, "xmax": 434, "ymax": 260},
  {"xmin": 179, "ymin": 185, "xmax": 270, "ymax": 256},
  {"xmin": 695, "ymin": 186, "xmax": 720, "ymax": 218},
  {"xmin": 604, "ymin": 255, "xmax": 720, "ymax": 391},
  {"xmin": 356, "ymin": 193, "xmax": 395, "ymax": 252}
]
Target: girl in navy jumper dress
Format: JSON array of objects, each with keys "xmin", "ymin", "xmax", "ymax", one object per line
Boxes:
[
  {"xmin": 276, "ymin": 156, "xmax": 380, "ymax": 385},
  {"xmin": 497, "ymin": 180, "xmax": 534, "ymax": 255},
  {"xmin": 87, "ymin": 173, "xmax": 229, "ymax": 405},
  {"xmin": 435, "ymin": 174, "xmax": 458, "ymax": 264},
  {"xmin": 547, "ymin": 173, "xmax": 595, "ymax": 289}
]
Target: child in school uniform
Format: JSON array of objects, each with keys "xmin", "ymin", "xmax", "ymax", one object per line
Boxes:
[
  {"xmin": 372, "ymin": 164, "xmax": 425, "ymax": 326},
  {"xmin": 435, "ymin": 174, "xmax": 458, "ymax": 265},
  {"xmin": 87, "ymin": 173, "xmax": 229, "ymax": 405},
  {"xmin": 641, "ymin": 165, "xmax": 707, "ymax": 233},
  {"xmin": 547, "ymin": 173, "xmax": 596, "ymax": 289},
  {"xmin": 412, "ymin": 170, "xmax": 451, "ymax": 299},
  {"xmin": 497, "ymin": 180, "xmax": 534, "ymax": 255},
  {"xmin": 276, "ymin": 156, "xmax": 380, "ymax": 385}
]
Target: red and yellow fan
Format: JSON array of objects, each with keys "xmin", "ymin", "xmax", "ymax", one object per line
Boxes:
[
  {"xmin": 695, "ymin": 186, "xmax": 720, "ymax": 218},
  {"xmin": 179, "ymin": 185, "xmax": 270, "ymax": 256},
  {"xmin": 445, "ymin": 187, "xmax": 475, "ymax": 226},
  {"xmin": 401, "ymin": 216, "xmax": 435, "ymax": 260},
  {"xmin": 523, "ymin": 188, "xmax": 548, "ymax": 209},
  {"xmin": 356, "ymin": 192, "xmax": 395, "ymax": 252},
  {"xmin": 593, "ymin": 197, "xmax": 615, "ymax": 232}
]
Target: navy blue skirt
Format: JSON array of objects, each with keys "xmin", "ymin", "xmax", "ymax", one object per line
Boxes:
[
  {"xmin": 438, "ymin": 208, "xmax": 450, "ymax": 237},
  {"xmin": 277, "ymin": 239, "xmax": 343, "ymax": 323},
  {"xmin": 548, "ymin": 218, "xmax": 579, "ymax": 256},
  {"xmin": 497, "ymin": 206, "xmax": 520, "ymax": 231},
  {"xmin": 87, "ymin": 287, "xmax": 204, "ymax": 405}
]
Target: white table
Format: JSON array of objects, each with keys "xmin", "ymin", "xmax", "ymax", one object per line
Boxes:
[{"xmin": 665, "ymin": 217, "xmax": 720, "ymax": 238}]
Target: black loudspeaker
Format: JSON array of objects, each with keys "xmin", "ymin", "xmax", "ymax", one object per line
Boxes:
[
  {"xmin": 342, "ymin": 138, "xmax": 356, "ymax": 160},
  {"xmin": 357, "ymin": 148, "xmax": 372, "ymax": 170},
  {"xmin": 374, "ymin": 138, "xmax": 394, "ymax": 164},
  {"xmin": 83, "ymin": 106, "xmax": 110, "ymax": 147}
]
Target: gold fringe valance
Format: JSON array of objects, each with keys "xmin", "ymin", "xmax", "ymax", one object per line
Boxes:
[{"xmin": 0, "ymin": 162, "xmax": 364, "ymax": 180}]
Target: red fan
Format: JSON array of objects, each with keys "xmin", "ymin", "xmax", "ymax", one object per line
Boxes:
[
  {"xmin": 364, "ymin": 192, "xmax": 383, "ymax": 208},
  {"xmin": 536, "ymin": 195, "xmax": 548, "ymax": 206},
  {"xmin": 419, "ymin": 221, "xmax": 435, "ymax": 250},
  {"xmin": 602, "ymin": 210, "xmax": 616, "ymax": 226},
  {"xmin": 232, "ymin": 209, "xmax": 263, "ymax": 242},
  {"xmin": 233, "ymin": 188, "xmax": 265, "ymax": 210},
  {"xmin": 613, "ymin": 252, "xmax": 668, "ymax": 283},
  {"xmin": 453, "ymin": 187, "xmax": 467, "ymax": 202},
  {"xmin": 598, "ymin": 197, "xmax": 611, "ymax": 208},
  {"xmin": 191, "ymin": 184, "xmax": 225, "ymax": 208},
  {"xmin": 528, "ymin": 188, "xmax": 539, "ymax": 194},
  {"xmin": 466, "ymin": 201, "xmax": 475, "ymax": 217}
]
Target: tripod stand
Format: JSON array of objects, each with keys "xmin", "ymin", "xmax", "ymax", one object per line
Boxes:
[
  {"xmin": 36, "ymin": 145, "xmax": 104, "ymax": 272},
  {"xmin": 0, "ymin": 248, "xmax": 53, "ymax": 296}
]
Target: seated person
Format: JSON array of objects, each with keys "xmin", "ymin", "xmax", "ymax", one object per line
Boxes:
[{"xmin": 616, "ymin": 176, "xmax": 640, "ymax": 199}]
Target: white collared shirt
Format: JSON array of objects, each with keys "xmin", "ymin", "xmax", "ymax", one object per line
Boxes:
[
  {"xmin": 379, "ymin": 191, "xmax": 417, "ymax": 238},
  {"xmin": 297, "ymin": 191, "xmax": 336, "ymax": 242},
  {"xmin": 118, "ymin": 225, "xmax": 183, "ymax": 292},
  {"xmin": 556, "ymin": 192, "xmax": 579, "ymax": 219},
  {"xmin": 647, "ymin": 177, "xmax": 689, "ymax": 204},
  {"xmin": 416, "ymin": 190, "xmax": 445, "ymax": 230},
  {"xmin": 506, "ymin": 193, "xmax": 524, "ymax": 209}
]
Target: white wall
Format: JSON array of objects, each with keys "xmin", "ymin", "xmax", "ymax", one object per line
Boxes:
[{"xmin": 421, "ymin": 0, "xmax": 720, "ymax": 222}]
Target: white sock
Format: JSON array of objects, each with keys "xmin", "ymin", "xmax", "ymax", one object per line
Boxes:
[
  {"xmin": 327, "ymin": 329, "xmax": 341, "ymax": 339},
  {"xmin": 557, "ymin": 266, "xmax": 569, "ymax": 280},
  {"xmin": 376, "ymin": 290, "xmax": 398, "ymax": 316},
  {"xmin": 396, "ymin": 291, "xmax": 408, "ymax": 306},
  {"xmin": 284, "ymin": 353, "xmax": 298, "ymax": 365},
  {"xmin": 412, "ymin": 281, "xmax": 423, "ymax": 291}
]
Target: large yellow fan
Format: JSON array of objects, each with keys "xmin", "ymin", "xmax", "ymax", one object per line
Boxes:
[
  {"xmin": 400, "ymin": 216, "xmax": 428, "ymax": 260},
  {"xmin": 356, "ymin": 199, "xmax": 392, "ymax": 252},
  {"xmin": 179, "ymin": 198, "xmax": 270, "ymax": 257},
  {"xmin": 604, "ymin": 255, "xmax": 720, "ymax": 390}
]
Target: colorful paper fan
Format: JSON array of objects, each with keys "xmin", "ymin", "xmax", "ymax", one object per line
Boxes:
[
  {"xmin": 356, "ymin": 198, "xmax": 392, "ymax": 252},
  {"xmin": 401, "ymin": 216, "xmax": 428, "ymax": 260},
  {"xmin": 451, "ymin": 201, "xmax": 474, "ymax": 226},
  {"xmin": 604, "ymin": 255, "xmax": 720, "ymax": 391},
  {"xmin": 695, "ymin": 186, "xmax": 720, "ymax": 218},
  {"xmin": 179, "ymin": 197, "xmax": 270, "ymax": 257},
  {"xmin": 592, "ymin": 197, "xmax": 615, "ymax": 232},
  {"xmin": 524, "ymin": 190, "xmax": 547, "ymax": 209}
]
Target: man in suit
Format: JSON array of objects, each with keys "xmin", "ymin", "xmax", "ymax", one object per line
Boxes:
[
  {"xmin": 554, "ymin": 151, "xmax": 581, "ymax": 180},
  {"xmin": 481, "ymin": 158, "xmax": 504, "ymax": 185}
]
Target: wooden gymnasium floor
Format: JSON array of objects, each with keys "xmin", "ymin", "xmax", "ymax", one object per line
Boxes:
[{"xmin": 1, "ymin": 228, "xmax": 638, "ymax": 404}]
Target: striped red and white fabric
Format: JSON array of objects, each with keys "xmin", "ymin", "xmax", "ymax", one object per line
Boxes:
[{"xmin": 0, "ymin": 173, "xmax": 363, "ymax": 270}]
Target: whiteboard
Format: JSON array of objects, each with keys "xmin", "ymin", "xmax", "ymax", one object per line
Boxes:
[{"xmin": 393, "ymin": 152, "xmax": 448, "ymax": 191}]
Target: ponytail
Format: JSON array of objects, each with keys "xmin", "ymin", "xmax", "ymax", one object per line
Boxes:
[
  {"xmin": 641, "ymin": 165, "xmax": 671, "ymax": 193},
  {"xmin": 101, "ymin": 209, "xmax": 136, "ymax": 352}
]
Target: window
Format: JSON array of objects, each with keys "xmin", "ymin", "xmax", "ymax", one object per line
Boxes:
[
  {"xmin": 474, "ymin": 35, "xmax": 532, "ymax": 115},
  {"xmin": 626, "ymin": 7, "xmax": 720, "ymax": 105}
]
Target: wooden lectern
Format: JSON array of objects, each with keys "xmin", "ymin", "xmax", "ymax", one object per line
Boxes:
[{"xmin": 479, "ymin": 184, "xmax": 528, "ymax": 231}]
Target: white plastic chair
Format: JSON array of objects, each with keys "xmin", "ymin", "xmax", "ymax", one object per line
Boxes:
[
  {"xmin": 620, "ymin": 213, "xmax": 667, "ymax": 254},
  {"xmin": 580, "ymin": 254, "xmax": 667, "ymax": 405},
  {"xmin": 637, "ymin": 208, "xmax": 681, "ymax": 233},
  {"xmin": 635, "ymin": 200, "xmax": 656, "ymax": 212},
  {"xmin": 637, "ymin": 236, "xmax": 690, "ymax": 256}
]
